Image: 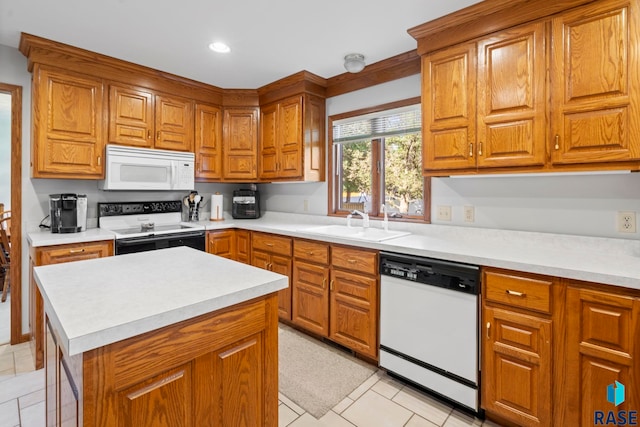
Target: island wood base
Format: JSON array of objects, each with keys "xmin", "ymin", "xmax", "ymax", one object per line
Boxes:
[{"xmin": 46, "ymin": 293, "xmax": 279, "ymax": 427}]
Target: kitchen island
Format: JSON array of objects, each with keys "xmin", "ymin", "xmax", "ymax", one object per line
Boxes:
[{"xmin": 33, "ymin": 246, "xmax": 288, "ymax": 427}]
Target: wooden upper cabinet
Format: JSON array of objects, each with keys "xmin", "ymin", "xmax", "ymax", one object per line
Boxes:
[
  {"xmin": 155, "ymin": 94, "xmax": 194, "ymax": 152},
  {"xmin": 108, "ymin": 84, "xmax": 154, "ymax": 148},
  {"xmin": 551, "ymin": 0, "xmax": 640, "ymax": 164},
  {"xmin": 259, "ymin": 103, "xmax": 279, "ymax": 180},
  {"xmin": 223, "ymin": 108, "xmax": 258, "ymax": 181},
  {"xmin": 32, "ymin": 66, "xmax": 105, "ymax": 178},
  {"xmin": 195, "ymin": 103, "xmax": 223, "ymax": 180},
  {"xmin": 477, "ymin": 21, "xmax": 546, "ymax": 168},
  {"xmin": 259, "ymin": 94, "xmax": 325, "ymax": 182},
  {"xmin": 108, "ymin": 84, "xmax": 194, "ymax": 152},
  {"xmin": 259, "ymin": 95, "xmax": 303, "ymax": 181},
  {"xmin": 422, "ymin": 43, "xmax": 477, "ymax": 171}
]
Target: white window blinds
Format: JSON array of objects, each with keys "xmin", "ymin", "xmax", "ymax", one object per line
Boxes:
[{"xmin": 332, "ymin": 104, "xmax": 421, "ymax": 144}]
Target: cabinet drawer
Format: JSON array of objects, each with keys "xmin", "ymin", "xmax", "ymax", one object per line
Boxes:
[
  {"xmin": 331, "ymin": 246, "xmax": 377, "ymax": 276},
  {"xmin": 294, "ymin": 240, "xmax": 329, "ymax": 265},
  {"xmin": 38, "ymin": 241, "xmax": 113, "ymax": 265},
  {"xmin": 484, "ymin": 269, "xmax": 552, "ymax": 314},
  {"xmin": 252, "ymin": 233, "xmax": 292, "ymax": 256}
]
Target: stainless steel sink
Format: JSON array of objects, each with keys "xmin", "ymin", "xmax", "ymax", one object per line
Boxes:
[{"xmin": 299, "ymin": 225, "xmax": 410, "ymax": 242}]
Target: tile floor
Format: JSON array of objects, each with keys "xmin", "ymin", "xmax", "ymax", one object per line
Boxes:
[
  {"xmin": 0, "ymin": 334, "xmax": 501, "ymax": 427},
  {"xmin": 278, "ymin": 369, "xmax": 500, "ymax": 427}
]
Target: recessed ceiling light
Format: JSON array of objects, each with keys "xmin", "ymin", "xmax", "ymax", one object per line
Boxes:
[{"xmin": 209, "ymin": 42, "xmax": 230, "ymax": 53}]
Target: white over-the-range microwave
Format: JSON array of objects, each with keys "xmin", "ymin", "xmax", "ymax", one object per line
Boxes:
[{"xmin": 99, "ymin": 145, "xmax": 195, "ymax": 191}]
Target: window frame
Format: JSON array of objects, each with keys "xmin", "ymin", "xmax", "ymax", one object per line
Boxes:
[{"xmin": 327, "ymin": 96, "xmax": 430, "ymax": 223}]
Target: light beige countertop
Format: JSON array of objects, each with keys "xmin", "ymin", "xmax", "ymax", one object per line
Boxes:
[
  {"xmin": 27, "ymin": 227, "xmax": 116, "ymax": 247},
  {"xmin": 33, "ymin": 246, "xmax": 288, "ymax": 355},
  {"xmin": 28, "ymin": 211, "xmax": 640, "ymax": 291}
]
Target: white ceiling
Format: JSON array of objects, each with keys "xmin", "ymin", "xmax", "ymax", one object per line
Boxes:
[{"xmin": 0, "ymin": 0, "xmax": 482, "ymax": 89}]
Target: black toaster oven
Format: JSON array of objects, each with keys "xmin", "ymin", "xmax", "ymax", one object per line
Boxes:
[{"xmin": 232, "ymin": 189, "xmax": 261, "ymax": 219}]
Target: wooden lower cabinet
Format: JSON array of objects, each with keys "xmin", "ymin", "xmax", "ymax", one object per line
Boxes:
[
  {"xmin": 292, "ymin": 240, "xmax": 330, "ymax": 336},
  {"xmin": 207, "ymin": 229, "xmax": 252, "ymax": 264},
  {"xmin": 251, "ymin": 232, "xmax": 292, "ymax": 320},
  {"xmin": 483, "ymin": 306, "xmax": 552, "ymax": 427},
  {"xmin": 207, "ymin": 229, "xmax": 235, "ymax": 259},
  {"xmin": 562, "ymin": 284, "xmax": 640, "ymax": 427},
  {"xmin": 482, "ymin": 268, "xmax": 640, "ymax": 427},
  {"xmin": 291, "ymin": 240, "xmax": 378, "ymax": 360},
  {"xmin": 482, "ymin": 268, "xmax": 554, "ymax": 427},
  {"xmin": 31, "ymin": 240, "xmax": 114, "ymax": 370},
  {"xmin": 45, "ymin": 294, "xmax": 279, "ymax": 426}
]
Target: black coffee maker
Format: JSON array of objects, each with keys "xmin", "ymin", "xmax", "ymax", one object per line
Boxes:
[{"xmin": 49, "ymin": 194, "xmax": 82, "ymax": 233}]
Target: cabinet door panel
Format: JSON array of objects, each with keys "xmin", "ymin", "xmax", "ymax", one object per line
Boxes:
[
  {"xmin": 422, "ymin": 43, "xmax": 477, "ymax": 171},
  {"xmin": 271, "ymin": 254, "xmax": 292, "ymax": 320},
  {"xmin": 207, "ymin": 230, "xmax": 234, "ymax": 259},
  {"xmin": 278, "ymin": 96, "xmax": 302, "ymax": 178},
  {"xmin": 223, "ymin": 108, "xmax": 258, "ymax": 180},
  {"xmin": 259, "ymin": 104, "xmax": 278, "ymax": 179},
  {"xmin": 482, "ymin": 306, "xmax": 551, "ymax": 427},
  {"xmin": 109, "ymin": 85, "xmax": 153, "ymax": 148},
  {"xmin": 477, "ymin": 22, "xmax": 546, "ymax": 167},
  {"xmin": 119, "ymin": 364, "xmax": 192, "ymax": 427},
  {"xmin": 211, "ymin": 335, "xmax": 264, "ymax": 427},
  {"xmin": 552, "ymin": 0, "xmax": 640, "ymax": 163},
  {"xmin": 195, "ymin": 104, "xmax": 223, "ymax": 180},
  {"xmin": 565, "ymin": 286, "xmax": 639, "ymax": 426},
  {"xmin": 235, "ymin": 230, "xmax": 251, "ymax": 264},
  {"xmin": 155, "ymin": 95, "xmax": 193, "ymax": 152},
  {"xmin": 35, "ymin": 67, "xmax": 104, "ymax": 177},
  {"xmin": 292, "ymin": 261, "xmax": 329, "ymax": 335},
  {"xmin": 329, "ymin": 269, "xmax": 377, "ymax": 358}
]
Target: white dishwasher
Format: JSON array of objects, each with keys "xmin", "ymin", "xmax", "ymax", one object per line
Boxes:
[{"xmin": 379, "ymin": 251, "xmax": 480, "ymax": 413}]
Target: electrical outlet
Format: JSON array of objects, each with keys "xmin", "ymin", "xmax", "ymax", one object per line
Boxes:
[
  {"xmin": 617, "ymin": 211, "xmax": 636, "ymax": 233},
  {"xmin": 303, "ymin": 199, "xmax": 309, "ymax": 212},
  {"xmin": 437, "ymin": 205, "xmax": 452, "ymax": 221},
  {"xmin": 464, "ymin": 206, "xmax": 475, "ymax": 223}
]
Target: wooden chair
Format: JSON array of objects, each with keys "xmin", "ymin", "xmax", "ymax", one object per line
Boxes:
[{"xmin": 0, "ymin": 215, "xmax": 10, "ymax": 303}]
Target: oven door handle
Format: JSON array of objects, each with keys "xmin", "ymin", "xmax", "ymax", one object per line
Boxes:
[{"xmin": 117, "ymin": 231, "xmax": 205, "ymax": 246}]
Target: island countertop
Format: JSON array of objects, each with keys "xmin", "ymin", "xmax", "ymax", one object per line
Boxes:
[{"xmin": 33, "ymin": 246, "xmax": 288, "ymax": 356}]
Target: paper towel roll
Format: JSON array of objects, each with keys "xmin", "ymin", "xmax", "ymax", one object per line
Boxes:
[{"xmin": 210, "ymin": 193, "xmax": 224, "ymax": 221}]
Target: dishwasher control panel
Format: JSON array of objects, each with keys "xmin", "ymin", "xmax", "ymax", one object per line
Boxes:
[{"xmin": 380, "ymin": 252, "xmax": 480, "ymax": 295}]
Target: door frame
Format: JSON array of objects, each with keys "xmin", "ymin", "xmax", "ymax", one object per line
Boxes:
[{"xmin": 0, "ymin": 83, "xmax": 25, "ymax": 345}]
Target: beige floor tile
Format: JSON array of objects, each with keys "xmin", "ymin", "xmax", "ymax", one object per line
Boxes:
[
  {"xmin": 0, "ymin": 369, "xmax": 45, "ymax": 405},
  {"xmin": 0, "ymin": 352, "xmax": 13, "ymax": 371},
  {"xmin": 18, "ymin": 388, "xmax": 45, "ymax": 409},
  {"xmin": 280, "ymin": 402, "xmax": 301, "ymax": 427},
  {"xmin": 288, "ymin": 413, "xmax": 325, "ymax": 427},
  {"xmin": 0, "ymin": 399, "xmax": 20, "ymax": 427},
  {"xmin": 0, "ymin": 366, "xmax": 15, "ymax": 384},
  {"xmin": 347, "ymin": 373, "xmax": 379, "ymax": 401},
  {"xmin": 342, "ymin": 390, "xmax": 413, "ymax": 427},
  {"xmin": 20, "ymin": 400, "xmax": 45, "ymax": 427},
  {"xmin": 443, "ymin": 410, "xmax": 484, "ymax": 427},
  {"xmin": 279, "ymin": 393, "xmax": 306, "ymax": 415},
  {"xmin": 392, "ymin": 386, "xmax": 452, "ymax": 426},
  {"xmin": 332, "ymin": 396, "xmax": 354, "ymax": 414},
  {"xmin": 14, "ymin": 351, "xmax": 35, "ymax": 374},
  {"xmin": 318, "ymin": 410, "xmax": 356, "ymax": 426},
  {"xmin": 370, "ymin": 375, "xmax": 403, "ymax": 399},
  {"xmin": 406, "ymin": 414, "xmax": 439, "ymax": 427}
]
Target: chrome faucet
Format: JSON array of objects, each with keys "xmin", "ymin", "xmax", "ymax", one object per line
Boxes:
[{"xmin": 350, "ymin": 210, "xmax": 370, "ymax": 229}]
